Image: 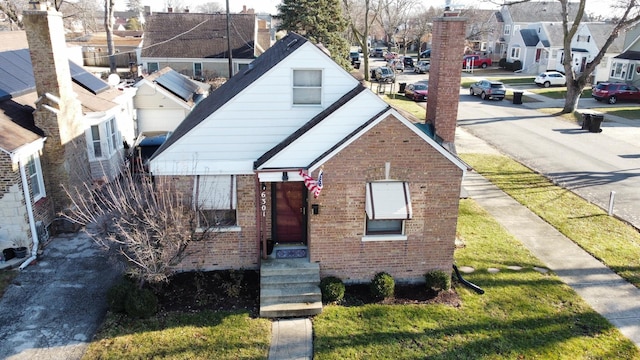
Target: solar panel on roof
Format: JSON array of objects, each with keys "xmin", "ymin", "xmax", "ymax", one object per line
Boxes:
[
  {"xmin": 69, "ymin": 61, "xmax": 110, "ymax": 94},
  {"xmin": 155, "ymin": 70, "xmax": 199, "ymax": 102},
  {"xmin": 0, "ymin": 49, "xmax": 36, "ymax": 98}
]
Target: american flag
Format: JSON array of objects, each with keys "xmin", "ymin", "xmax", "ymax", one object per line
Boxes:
[{"xmin": 299, "ymin": 169, "xmax": 324, "ymax": 198}]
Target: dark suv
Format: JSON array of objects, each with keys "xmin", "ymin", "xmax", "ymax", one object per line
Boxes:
[{"xmin": 592, "ymin": 83, "xmax": 640, "ymax": 104}]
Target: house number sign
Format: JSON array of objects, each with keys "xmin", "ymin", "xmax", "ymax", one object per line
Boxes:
[{"xmin": 260, "ymin": 189, "xmax": 267, "ymax": 217}]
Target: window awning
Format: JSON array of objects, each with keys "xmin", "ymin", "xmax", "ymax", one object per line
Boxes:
[{"xmin": 365, "ymin": 181, "xmax": 412, "ymax": 220}]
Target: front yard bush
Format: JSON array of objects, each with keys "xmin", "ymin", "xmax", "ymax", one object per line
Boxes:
[
  {"xmin": 424, "ymin": 270, "xmax": 451, "ymax": 291},
  {"xmin": 320, "ymin": 276, "xmax": 345, "ymax": 303},
  {"xmin": 124, "ymin": 287, "xmax": 158, "ymax": 319},
  {"xmin": 106, "ymin": 277, "xmax": 136, "ymax": 313},
  {"xmin": 370, "ymin": 272, "xmax": 395, "ymax": 300}
]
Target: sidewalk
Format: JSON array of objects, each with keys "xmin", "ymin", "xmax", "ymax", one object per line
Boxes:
[{"xmin": 456, "ymin": 127, "xmax": 640, "ymax": 348}]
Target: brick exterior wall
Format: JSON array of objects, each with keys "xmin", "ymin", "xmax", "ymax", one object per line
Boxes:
[
  {"xmin": 426, "ymin": 15, "xmax": 467, "ymax": 146},
  {"xmin": 155, "ymin": 115, "xmax": 462, "ymax": 283},
  {"xmin": 156, "ymin": 174, "xmax": 261, "ymax": 271},
  {"xmin": 307, "ymin": 115, "xmax": 463, "ymax": 283},
  {"xmin": 23, "ymin": 3, "xmax": 92, "ymax": 214}
]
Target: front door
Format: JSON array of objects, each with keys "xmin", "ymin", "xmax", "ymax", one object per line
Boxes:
[{"xmin": 272, "ymin": 182, "xmax": 307, "ymax": 244}]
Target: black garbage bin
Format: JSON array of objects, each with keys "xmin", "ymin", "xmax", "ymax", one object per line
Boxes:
[
  {"xmin": 399, "ymin": 82, "xmax": 406, "ymax": 93},
  {"xmin": 589, "ymin": 114, "xmax": 604, "ymax": 133},
  {"xmin": 512, "ymin": 91, "xmax": 523, "ymax": 105},
  {"xmin": 581, "ymin": 113, "xmax": 592, "ymax": 130}
]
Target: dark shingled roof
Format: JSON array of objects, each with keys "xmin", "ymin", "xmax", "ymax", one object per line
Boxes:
[
  {"xmin": 615, "ymin": 50, "xmax": 640, "ymax": 60},
  {"xmin": 152, "ymin": 32, "xmax": 309, "ymax": 159},
  {"xmin": 141, "ymin": 12, "xmax": 257, "ymax": 59},
  {"xmin": 506, "ymin": 1, "xmax": 588, "ymax": 23},
  {"xmin": 520, "ymin": 29, "xmax": 540, "ymax": 46}
]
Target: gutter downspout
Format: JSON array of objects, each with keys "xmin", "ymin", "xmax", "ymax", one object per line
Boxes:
[{"xmin": 18, "ymin": 159, "xmax": 40, "ymax": 270}]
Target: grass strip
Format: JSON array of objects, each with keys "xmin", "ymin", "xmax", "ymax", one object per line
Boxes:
[
  {"xmin": 313, "ymin": 199, "xmax": 640, "ymax": 359},
  {"xmin": 460, "ymin": 153, "xmax": 640, "ymax": 288}
]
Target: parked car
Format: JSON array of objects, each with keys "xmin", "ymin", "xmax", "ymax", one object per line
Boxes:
[
  {"xmin": 387, "ymin": 58, "xmax": 404, "ymax": 72},
  {"xmin": 463, "ymin": 55, "xmax": 492, "ymax": 69},
  {"xmin": 349, "ymin": 51, "xmax": 361, "ymax": 68},
  {"xmin": 534, "ymin": 71, "xmax": 566, "ymax": 87},
  {"xmin": 404, "ymin": 82, "xmax": 429, "ymax": 101},
  {"xmin": 384, "ymin": 51, "xmax": 399, "ymax": 60},
  {"xmin": 419, "ymin": 49, "xmax": 431, "ymax": 58},
  {"xmin": 370, "ymin": 47, "xmax": 385, "ymax": 57},
  {"xmin": 592, "ymin": 82, "xmax": 640, "ymax": 104},
  {"xmin": 402, "ymin": 56, "xmax": 414, "ymax": 68},
  {"xmin": 469, "ymin": 79, "xmax": 506, "ymax": 100},
  {"xmin": 414, "ymin": 61, "xmax": 430, "ymax": 74},
  {"xmin": 373, "ymin": 66, "xmax": 396, "ymax": 83}
]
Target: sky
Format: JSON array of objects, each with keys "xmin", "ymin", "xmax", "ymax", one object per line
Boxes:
[{"xmin": 116, "ymin": 0, "xmax": 612, "ymax": 17}]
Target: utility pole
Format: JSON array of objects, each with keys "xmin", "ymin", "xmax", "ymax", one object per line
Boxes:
[{"xmin": 226, "ymin": 0, "xmax": 233, "ymax": 78}]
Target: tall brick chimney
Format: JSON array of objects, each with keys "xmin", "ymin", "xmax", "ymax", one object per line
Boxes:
[
  {"xmin": 426, "ymin": 14, "xmax": 466, "ymax": 153},
  {"xmin": 23, "ymin": 1, "xmax": 91, "ymax": 214}
]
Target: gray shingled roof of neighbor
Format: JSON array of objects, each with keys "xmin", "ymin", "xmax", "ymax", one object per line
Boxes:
[
  {"xmin": 520, "ymin": 28, "xmax": 540, "ymax": 46},
  {"xmin": 506, "ymin": 2, "xmax": 588, "ymax": 23},
  {"xmin": 586, "ymin": 23, "xmax": 624, "ymax": 53},
  {"xmin": 141, "ymin": 12, "xmax": 257, "ymax": 59},
  {"xmin": 615, "ymin": 50, "xmax": 640, "ymax": 60}
]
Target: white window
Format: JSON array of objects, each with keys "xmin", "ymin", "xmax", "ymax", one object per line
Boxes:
[
  {"xmin": 627, "ymin": 64, "xmax": 635, "ymax": 80},
  {"xmin": 293, "ymin": 69, "xmax": 322, "ymax": 105},
  {"xmin": 194, "ymin": 62, "xmax": 202, "ymax": 78},
  {"xmin": 194, "ymin": 175, "xmax": 237, "ymax": 228},
  {"xmin": 147, "ymin": 62, "xmax": 159, "ymax": 74},
  {"xmin": 511, "ymin": 47, "xmax": 520, "ymax": 59},
  {"xmin": 26, "ymin": 154, "xmax": 45, "ymax": 201},
  {"xmin": 611, "ymin": 62, "xmax": 626, "ymax": 79},
  {"xmin": 504, "ymin": 25, "xmax": 511, "ymax": 36},
  {"xmin": 513, "ymin": 25, "xmax": 520, "ymax": 33},
  {"xmin": 363, "ymin": 181, "xmax": 412, "ymax": 241},
  {"xmin": 87, "ymin": 118, "xmax": 120, "ymax": 160}
]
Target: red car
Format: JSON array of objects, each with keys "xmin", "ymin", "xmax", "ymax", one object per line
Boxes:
[
  {"xmin": 463, "ymin": 55, "xmax": 492, "ymax": 69},
  {"xmin": 404, "ymin": 82, "xmax": 428, "ymax": 101},
  {"xmin": 592, "ymin": 83, "xmax": 640, "ymax": 104}
]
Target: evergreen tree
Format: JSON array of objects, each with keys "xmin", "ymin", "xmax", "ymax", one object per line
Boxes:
[{"xmin": 276, "ymin": 0, "xmax": 351, "ymax": 69}]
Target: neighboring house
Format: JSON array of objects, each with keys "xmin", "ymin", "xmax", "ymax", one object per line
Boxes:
[
  {"xmin": 149, "ymin": 32, "xmax": 467, "ymax": 316},
  {"xmin": 603, "ymin": 23, "xmax": 640, "ymax": 84},
  {"xmin": 133, "ymin": 67, "xmax": 210, "ymax": 133},
  {"xmin": 0, "ymin": 2, "xmax": 136, "ymax": 260},
  {"xmin": 68, "ymin": 31, "xmax": 143, "ymax": 68},
  {"xmin": 463, "ymin": 9, "xmax": 502, "ymax": 58},
  {"xmin": 140, "ymin": 11, "xmax": 272, "ymax": 79}
]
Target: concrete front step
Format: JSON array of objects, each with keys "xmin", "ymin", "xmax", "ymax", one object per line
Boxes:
[
  {"xmin": 260, "ymin": 258, "xmax": 322, "ymax": 318},
  {"xmin": 259, "ymin": 301, "xmax": 323, "ymax": 318}
]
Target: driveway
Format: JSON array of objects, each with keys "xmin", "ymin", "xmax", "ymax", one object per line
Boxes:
[{"xmin": 0, "ymin": 233, "xmax": 120, "ymax": 360}]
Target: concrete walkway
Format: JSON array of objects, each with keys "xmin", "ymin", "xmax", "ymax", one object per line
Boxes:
[{"xmin": 268, "ymin": 318, "xmax": 313, "ymax": 360}]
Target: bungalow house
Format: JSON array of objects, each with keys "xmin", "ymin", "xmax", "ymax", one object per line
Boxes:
[
  {"xmin": 67, "ymin": 31, "xmax": 143, "ymax": 69},
  {"xmin": 139, "ymin": 11, "xmax": 272, "ymax": 79},
  {"xmin": 132, "ymin": 67, "xmax": 210, "ymax": 133},
  {"xmin": 602, "ymin": 23, "xmax": 640, "ymax": 84},
  {"xmin": 149, "ymin": 27, "xmax": 467, "ymax": 317},
  {"xmin": 0, "ymin": 2, "xmax": 135, "ymax": 265}
]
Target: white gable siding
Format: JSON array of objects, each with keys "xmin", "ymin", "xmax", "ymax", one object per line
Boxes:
[
  {"xmin": 134, "ymin": 81, "xmax": 192, "ymax": 134},
  {"xmin": 259, "ymin": 90, "xmax": 387, "ymax": 168},
  {"xmin": 151, "ymin": 42, "xmax": 361, "ymax": 176}
]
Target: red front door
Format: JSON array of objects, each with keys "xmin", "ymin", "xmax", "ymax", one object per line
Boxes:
[{"xmin": 273, "ymin": 182, "xmax": 307, "ymax": 244}]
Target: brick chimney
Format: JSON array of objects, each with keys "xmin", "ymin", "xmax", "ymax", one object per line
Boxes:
[
  {"xmin": 23, "ymin": 1, "xmax": 91, "ymax": 214},
  {"xmin": 426, "ymin": 15, "xmax": 466, "ymax": 153}
]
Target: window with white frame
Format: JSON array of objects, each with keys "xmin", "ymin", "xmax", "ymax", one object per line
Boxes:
[
  {"xmin": 26, "ymin": 153, "xmax": 45, "ymax": 201},
  {"xmin": 363, "ymin": 181, "xmax": 412, "ymax": 240},
  {"xmin": 293, "ymin": 69, "xmax": 322, "ymax": 105},
  {"xmin": 611, "ymin": 62, "xmax": 626, "ymax": 79},
  {"xmin": 147, "ymin": 62, "xmax": 159, "ymax": 74},
  {"xmin": 510, "ymin": 47, "xmax": 520, "ymax": 59},
  {"xmin": 87, "ymin": 118, "xmax": 120, "ymax": 160},
  {"xmin": 194, "ymin": 175, "xmax": 237, "ymax": 228},
  {"xmin": 504, "ymin": 24, "xmax": 511, "ymax": 36},
  {"xmin": 628, "ymin": 64, "xmax": 635, "ymax": 80},
  {"xmin": 513, "ymin": 25, "xmax": 520, "ymax": 33},
  {"xmin": 194, "ymin": 62, "xmax": 202, "ymax": 78}
]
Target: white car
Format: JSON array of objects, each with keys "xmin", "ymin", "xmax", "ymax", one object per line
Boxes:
[
  {"xmin": 414, "ymin": 61, "xmax": 430, "ymax": 74},
  {"xmin": 534, "ymin": 71, "xmax": 566, "ymax": 87}
]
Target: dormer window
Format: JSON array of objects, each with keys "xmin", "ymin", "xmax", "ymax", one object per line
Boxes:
[{"xmin": 293, "ymin": 69, "xmax": 322, "ymax": 105}]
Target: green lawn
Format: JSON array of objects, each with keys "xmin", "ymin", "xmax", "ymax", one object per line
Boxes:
[
  {"xmin": 527, "ymin": 87, "xmax": 593, "ymax": 99},
  {"xmin": 313, "ymin": 199, "xmax": 640, "ymax": 359}
]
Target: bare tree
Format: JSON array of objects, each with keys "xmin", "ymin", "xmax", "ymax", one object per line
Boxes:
[
  {"xmin": 63, "ymin": 168, "xmax": 222, "ymax": 287},
  {"xmin": 376, "ymin": 0, "xmax": 416, "ymax": 52},
  {"xmin": 558, "ymin": 0, "xmax": 640, "ymax": 113},
  {"xmin": 195, "ymin": 2, "xmax": 223, "ymax": 13},
  {"xmin": 410, "ymin": 6, "xmax": 439, "ymax": 55},
  {"xmin": 104, "ymin": 0, "xmax": 116, "ymax": 73},
  {"xmin": 343, "ymin": 0, "xmax": 382, "ymax": 80},
  {"xmin": 0, "ymin": 0, "xmax": 29, "ymax": 29}
]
